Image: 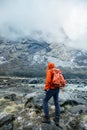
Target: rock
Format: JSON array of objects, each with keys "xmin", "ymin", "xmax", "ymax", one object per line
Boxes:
[
  {"xmin": 22, "ymin": 123, "xmax": 66, "ymax": 130},
  {"xmin": 29, "ymin": 79, "xmax": 39, "ymax": 84},
  {"xmin": 0, "ymin": 85, "xmax": 4, "ymax": 88},
  {"xmin": 68, "ymin": 118, "xmax": 79, "ymax": 130},
  {"xmin": 40, "ymin": 123, "xmax": 65, "ymax": 130},
  {"xmin": 24, "ymin": 97, "xmax": 34, "ymax": 107},
  {"xmin": 25, "ymin": 102, "xmax": 34, "ymax": 108},
  {"xmin": 0, "ymin": 114, "xmax": 15, "ymax": 130},
  {"xmin": 29, "ymin": 111, "xmax": 37, "ymax": 119},
  {"xmin": 24, "ymin": 97, "xmax": 43, "ymax": 113},
  {"xmin": 60, "ymin": 99, "xmax": 79, "ymax": 107},
  {"xmin": 33, "ymin": 97, "xmax": 43, "ymax": 110},
  {"xmin": 69, "ymin": 105, "xmax": 87, "ymax": 114},
  {"xmin": 34, "ymin": 103, "xmax": 43, "ymax": 110},
  {"xmin": 24, "ymin": 92, "xmax": 37, "ymax": 100},
  {"xmin": 4, "ymin": 94, "xmax": 17, "ymax": 101},
  {"xmin": 79, "ymin": 121, "xmax": 87, "ymax": 130},
  {"xmin": 0, "ymin": 77, "xmax": 87, "ymax": 130},
  {"xmin": 24, "ymin": 93, "xmax": 37, "ymax": 108}
]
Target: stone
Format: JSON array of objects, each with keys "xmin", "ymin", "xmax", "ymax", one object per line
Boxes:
[
  {"xmin": 0, "ymin": 114, "xmax": 15, "ymax": 126},
  {"xmin": 4, "ymin": 94, "xmax": 17, "ymax": 101},
  {"xmin": 69, "ymin": 105, "xmax": 87, "ymax": 114}
]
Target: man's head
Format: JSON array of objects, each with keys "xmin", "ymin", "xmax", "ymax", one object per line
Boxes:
[{"xmin": 48, "ymin": 62, "xmax": 55, "ymax": 69}]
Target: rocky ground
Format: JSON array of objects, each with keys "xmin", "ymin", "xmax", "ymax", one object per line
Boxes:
[{"xmin": 0, "ymin": 77, "xmax": 87, "ymax": 130}]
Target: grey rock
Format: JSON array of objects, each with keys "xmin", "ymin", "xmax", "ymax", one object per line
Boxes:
[
  {"xmin": 4, "ymin": 93, "xmax": 17, "ymax": 101},
  {"xmin": 0, "ymin": 114, "xmax": 15, "ymax": 128},
  {"xmin": 69, "ymin": 105, "xmax": 87, "ymax": 114},
  {"xmin": 60, "ymin": 99, "xmax": 79, "ymax": 107}
]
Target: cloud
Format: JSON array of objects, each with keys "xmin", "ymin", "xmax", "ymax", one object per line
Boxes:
[{"xmin": 0, "ymin": 0, "xmax": 87, "ymax": 49}]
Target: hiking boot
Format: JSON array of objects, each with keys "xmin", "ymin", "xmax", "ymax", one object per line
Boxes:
[
  {"xmin": 53, "ymin": 117, "xmax": 59, "ymax": 126},
  {"xmin": 42, "ymin": 116, "xmax": 50, "ymax": 124}
]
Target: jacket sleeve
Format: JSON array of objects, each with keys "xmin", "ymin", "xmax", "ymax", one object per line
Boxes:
[{"xmin": 44, "ymin": 70, "xmax": 52, "ymax": 90}]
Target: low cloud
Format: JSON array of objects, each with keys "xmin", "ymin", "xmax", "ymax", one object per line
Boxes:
[{"xmin": 0, "ymin": 0, "xmax": 87, "ymax": 49}]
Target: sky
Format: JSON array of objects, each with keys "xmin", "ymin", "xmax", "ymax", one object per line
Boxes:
[{"xmin": 0, "ymin": 0, "xmax": 87, "ymax": 49}]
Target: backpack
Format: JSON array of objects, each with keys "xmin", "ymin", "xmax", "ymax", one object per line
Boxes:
[{"xmin": 51, "ymin": 68, "xmax": 66, "ymax": 88}]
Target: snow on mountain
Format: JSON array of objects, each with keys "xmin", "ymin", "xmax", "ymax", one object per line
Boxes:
[
  {"xmin": 0, "ymin": 56, "xmax": 7, "ymax": 64},
  {"xmin": 0, "ymin": 37, "xmax": 87, "ymax": 78}
]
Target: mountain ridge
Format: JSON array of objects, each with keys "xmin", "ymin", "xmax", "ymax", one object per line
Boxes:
[{"xmin": 0, "ymin": 37, "xmax": 87, "ymax": 78}]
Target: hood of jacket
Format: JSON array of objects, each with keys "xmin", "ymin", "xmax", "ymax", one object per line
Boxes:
[{"xmin": 47, "ymin": 62, "xmax": 55, "ymax": 69}]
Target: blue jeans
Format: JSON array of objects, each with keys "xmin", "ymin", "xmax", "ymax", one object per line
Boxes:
[{"xmin": 43, "ymin": 88, "xmax": 60, "ymax": 117}]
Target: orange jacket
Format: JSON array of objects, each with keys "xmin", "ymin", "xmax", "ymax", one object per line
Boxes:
[{"xmin": 44, "ymin": 62, "xmax": 56, "ymax": 90}]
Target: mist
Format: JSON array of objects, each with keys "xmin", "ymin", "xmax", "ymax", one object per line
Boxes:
[{"xmin": 0, "ymin": 0, "xmax": 87, "ymax": 49}]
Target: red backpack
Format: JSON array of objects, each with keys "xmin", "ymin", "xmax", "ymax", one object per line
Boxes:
[{"xmin": 51, "ymin": 68, "xmax": 66, "ymax": 88}]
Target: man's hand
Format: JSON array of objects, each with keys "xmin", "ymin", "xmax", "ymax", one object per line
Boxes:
[{"xmin": 61, "ymin": 87, "xmax": 64, "ymax": 93}]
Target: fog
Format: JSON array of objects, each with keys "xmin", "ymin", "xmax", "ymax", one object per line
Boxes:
[{"xmin": 0, "ymin": 0, "xmax": 87, "ymax": 49}]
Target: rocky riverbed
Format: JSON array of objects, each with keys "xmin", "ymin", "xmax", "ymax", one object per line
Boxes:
[{"xmin": 0, "ymin": 77, "xmax": 87, "ymax": 130}]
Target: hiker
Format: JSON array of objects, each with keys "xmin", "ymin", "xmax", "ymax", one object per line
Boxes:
[{"xmin": 42, "ymin": 62, "xmax": 65, "ymax": 126}]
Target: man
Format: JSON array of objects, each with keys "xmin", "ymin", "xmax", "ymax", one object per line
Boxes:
[{"xmin": 42, "ymin": 62, "xmax": 61, "ymax": 126}]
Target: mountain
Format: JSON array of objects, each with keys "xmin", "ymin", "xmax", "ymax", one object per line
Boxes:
[{"xmin": 0, "ymin": 37, "xmax": 87, "ymax": 78}]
